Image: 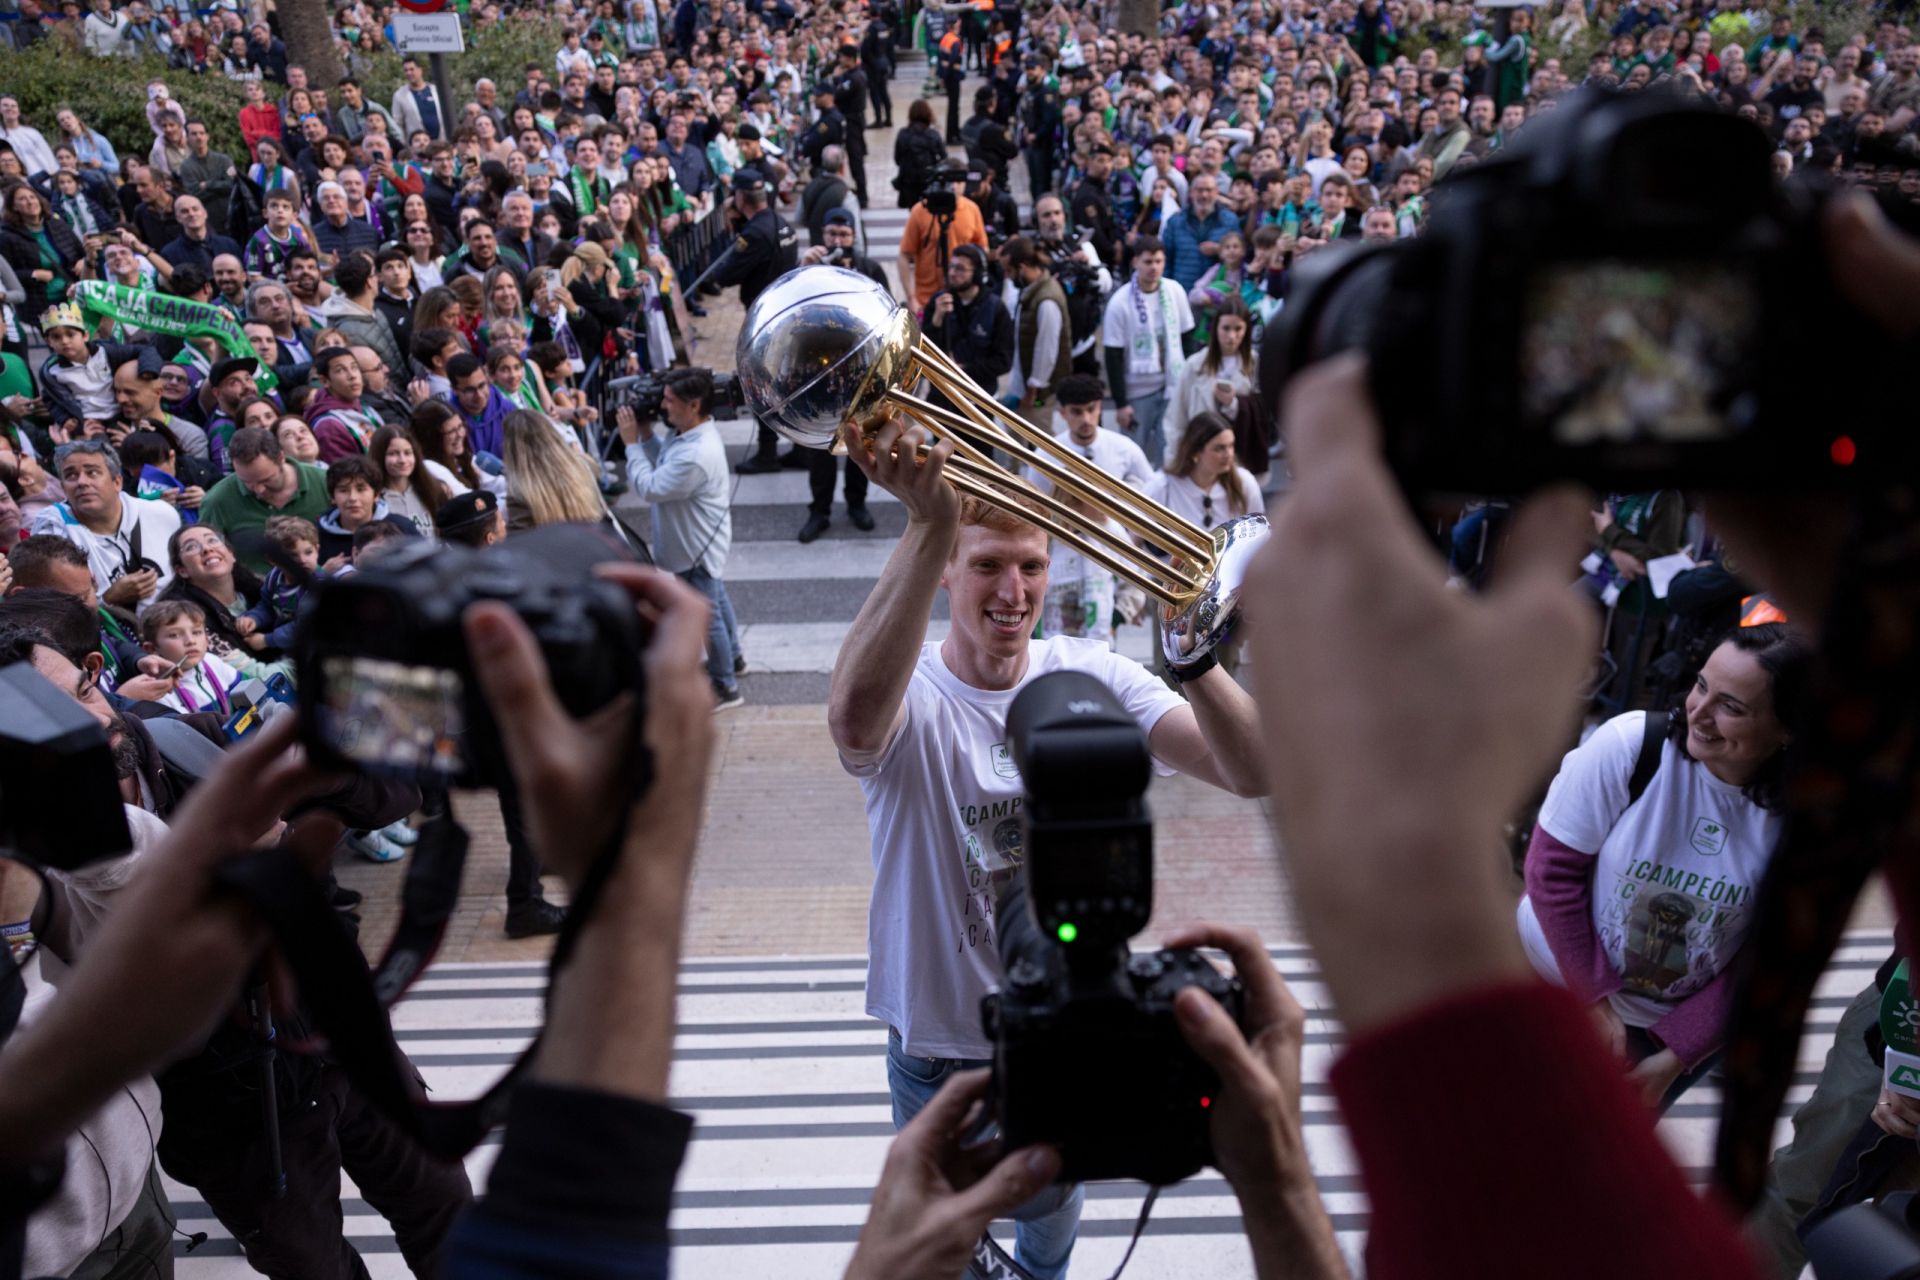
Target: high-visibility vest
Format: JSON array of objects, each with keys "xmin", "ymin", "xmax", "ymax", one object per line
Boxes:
[
  {"xmin": 991, "ymin": 32, "xmax": 1011, "ymax": 63},
  {"xmin": 1740, "ymin": 594, "xmax": 1787, "ymax": 627}
]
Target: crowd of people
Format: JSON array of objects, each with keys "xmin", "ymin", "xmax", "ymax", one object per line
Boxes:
[{"xmin": 0, "ymin": 0, "xmax": 1917, "ymax": 1278}]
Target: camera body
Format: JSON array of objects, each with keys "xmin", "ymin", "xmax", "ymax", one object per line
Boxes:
[
  {"xmin": 1265, "ymin": 89, "xmax": 1904, "ymax": 492},
  {"xmin": 922, "ymin": 165, "xmax": 974, "ymax": 218},
  {"xmin": 0, "ymin": 664, "xmax": 132, "ymax": 871},
  {"xmin": 606, "ymin": 367, "xmax": 748, "ymax": 421},
  {"xmin": 982, "ymin": 671, "xmax": 1246, "ymax": 1185},
  {"xmin": 296, "ymin": 524, "xmax": 649, "ymax": 789}
]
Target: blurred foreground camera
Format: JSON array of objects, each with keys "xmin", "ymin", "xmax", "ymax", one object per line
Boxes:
[
  {"xmin": 1264, "ymin": 89, "xmax": 1906, "ymax": 492},
  {"xmin": 297, "ymin": 524, "xmax": 649, "ymax": 789},
  {"xmin": 0, "ymin": 664, "xmax": 131, "ymax": 871},
  {"xmin": 982, "ymin": 672, "xmax": 1246, "ymax": 1185}
]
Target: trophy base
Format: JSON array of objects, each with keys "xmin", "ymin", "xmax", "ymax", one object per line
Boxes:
[{"xmin": 1162, "ymin": 515, "xmax": 1270, "ymax": 671}]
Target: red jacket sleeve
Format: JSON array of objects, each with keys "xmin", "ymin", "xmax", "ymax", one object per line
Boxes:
[{"xmin": 1331, "ymin": 982, "xmax": 1762, "ymax": 1280}]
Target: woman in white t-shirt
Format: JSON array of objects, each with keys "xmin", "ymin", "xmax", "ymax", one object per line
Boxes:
[
  {"xmin": 1147, "ymin": 410, "xmax": 1265, "ymax": 534},
  {"xmin": 1516, "ymin": 623, "xmax": 1806, "ymax": 1111}
]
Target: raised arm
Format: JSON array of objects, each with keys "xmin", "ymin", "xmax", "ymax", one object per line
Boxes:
[
  {"xmin": 1147, "ymin": 665, "xmax": 1268, "ymax": 797},
  {"xmin": 827, "ymin": 419, "xmax": 958, "ymax": 763}
]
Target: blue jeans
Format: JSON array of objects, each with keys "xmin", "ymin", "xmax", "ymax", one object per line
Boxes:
[
  {"xmin": 1123, "ymin": 389, "xmax": 1168, "ymax": 471},
  {"xmin": 886, "ymin": 1029, "xmax": 1083, "ymax": 1279},
  {"xmin": 677, "ymin": 567, "xmax": 741, "ymax": 694}
]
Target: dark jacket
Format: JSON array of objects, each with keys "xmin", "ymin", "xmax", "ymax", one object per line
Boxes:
[
  {"xmin": 530, "ymin": 309, "xmax": 605, "ymax": 371},
  {"xmin": 161, "ymin": 231, "xmax": 245, "ymax": 275},
  {"xmin": 800, "ymin": 174, "xmax": 851, "ymax": 246},
  {"xmin": 961, "ymin": 113, "xmax": 1018, "ymax": 183},
  {"xmin": 0, "ymin": 214, "xmax": 86, "ymax": 323},
  {"xmin": 567, "ymin": 279, "xmax": 626, "ymax": 357},
  {"xmin": 893, "ymin": 126, "xmax": 948, "ymax": 205},
  {"xmin": 922, "ymin": 286, "xmax": 1013, "ymax": 394},
  {"xmin": 312, "ymin": 215, "xmax": 383, "ymax": 261}
]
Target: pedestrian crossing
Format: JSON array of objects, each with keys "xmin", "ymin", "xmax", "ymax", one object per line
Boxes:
[{"xmin": 169, "ymin": 933, "xmax": 1898, "ymax": 1277}]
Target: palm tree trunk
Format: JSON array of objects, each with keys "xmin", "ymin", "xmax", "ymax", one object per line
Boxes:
[
  {"xmin": 278, "ymin": 0, "xmax": 343, "ymax": 88},
  {"xmin": 1116, "ymin": 0, "xmax": 1158, "ymax": 38}
]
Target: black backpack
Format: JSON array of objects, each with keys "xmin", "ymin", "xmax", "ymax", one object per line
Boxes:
[{"xmin": 1507, "ymin": 710, "xmax": 1669, "ymax": 879}]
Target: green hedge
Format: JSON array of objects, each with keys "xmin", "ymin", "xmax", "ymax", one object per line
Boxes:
[
  {"xmin": 6, "ymin": 40, "xmax": 254, "ymax": 164},
  {"xmin": 3, "ymin": 16, "xmax": 568, "ymax": 169}
]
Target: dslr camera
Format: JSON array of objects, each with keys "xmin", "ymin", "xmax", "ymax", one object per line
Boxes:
[
  {"xmin": 296, "ymin": 524, "xmax": 650, "ymax": 789},
  {"xmin": 982, "ymin": 672, "xmax": 1247, "ymax": 1186},
  {"xmin": 922, "ymin": 165, "xmax": 975, "ymax": 219},
  {"xmin": 606, "ymin": 367, "xmax": 748, "ymax": 421},
  {"xmin": 1264, "ymin": 88, "xmax": 1905, "ymax": 492}
]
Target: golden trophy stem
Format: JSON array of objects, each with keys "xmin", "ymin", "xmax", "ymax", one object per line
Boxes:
[
  {"xmin": 910, "ymin": 343, "xmax": 1216, "ymax": 563},
  {"xmin": 883, "ymin": 391, "xmax": 1207, "ymax": 596},
  {"xmin": 939, "ymin": 462, "xmax": 1200, "ymax": 603}
]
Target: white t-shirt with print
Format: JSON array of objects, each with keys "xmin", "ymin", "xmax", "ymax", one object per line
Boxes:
[
  {"xmin": 1516, "ymin": 711, "xmax": 1782, "ymax": 1027},
  {"xmin": 1102, "ymin": 281, "xmax": 1195, "ymax": 402},
  {"xmin": 847, "ymin": 637, "xmax": 1186, "ymax": 1059}
]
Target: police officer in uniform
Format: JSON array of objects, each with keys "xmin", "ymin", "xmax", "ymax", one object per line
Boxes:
[
  {"xmin": 798, "ymin": 82, "xmax": 847, "ymax": 174},
  {"xmin": 715, "ymin": 168, "xmax": 803, "ymax": 474},
  {"xmin": 1070, "ymin": 142, "xmax": 1123, "ymax": 266},
  {"xmin": 830, "ymin": 44, "xmax": 871, "ymax": 209}
]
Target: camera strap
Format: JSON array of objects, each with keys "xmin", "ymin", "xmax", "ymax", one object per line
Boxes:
[
  {"xmin": 215, "ymin": 797, "xmax": 637, "ymax": 1159},
  {"xmin": 964, "ymin": 1188, "xmax": 1159, "ymax": 1280},
  {"xmin": 1713, "ymin": 492, "xmax": 1920, "ymax": 1208}
]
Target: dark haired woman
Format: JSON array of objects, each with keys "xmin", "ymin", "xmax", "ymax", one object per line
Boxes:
[{"xmin": 1517, "ymin": 623, "xmax": 1808, "ymax": 1110}]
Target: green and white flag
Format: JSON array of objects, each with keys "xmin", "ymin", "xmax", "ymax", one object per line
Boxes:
[{"xmin": 70, "ymin": 281, "xmax": 278, "ymax": 392}]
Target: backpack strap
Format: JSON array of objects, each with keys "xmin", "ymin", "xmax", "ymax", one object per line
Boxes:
[{"xmin": 1627, "ymin": 709, "xmax": 1670, "ymax": 806}]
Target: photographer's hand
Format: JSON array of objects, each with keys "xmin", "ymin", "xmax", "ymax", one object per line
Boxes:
[
  {"xmin": 466, "ymin": 565, "xmax": 715, "ymax": 1103},
  {"xmin": 845, "ymin": 1069, "xmax": 1061, "ymax": 1280},
  {"xmin": 0, "ymin": 716, "xmax": 342, "ymax": 1163},
  {"xmin": 840, "ymin": 417, "xmax": 958, "ymax": 530},
  {"xmin": 1626, "ymin": 1048, "xmax": 1686, "ymax": 1110},
  {"xmin": 1168, "ymin": 923, "xmax": 1351, "ymax": 1280},
  {"xmin": 1245, "ymin": 354, "xmax": 1595, "ymax": 1035}
]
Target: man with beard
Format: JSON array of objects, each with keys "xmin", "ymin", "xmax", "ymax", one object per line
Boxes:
[
  {"xmin": 1760, "ymin": 51, "xmax": 1825, "ymax": 134},
  {"xmin": 210, "ymin": 254, "xmax": 249, "ymax": 316},
  {"xmin": 284, "ymin": 247, "xmax": 332, "ymax": 314},
  {"xmin": 110, "ymin": 356, "xmax": 213, "ymax": 471}
]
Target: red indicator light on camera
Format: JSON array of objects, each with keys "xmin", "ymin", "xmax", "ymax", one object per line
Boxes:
[
  {"xmin": 1199, "ymin": 1096, "xmax": 1211, "ymax": 1109},
  {"xmin": 1830, "ymin": 436, "xmax": 1858, "ymax": 466}
]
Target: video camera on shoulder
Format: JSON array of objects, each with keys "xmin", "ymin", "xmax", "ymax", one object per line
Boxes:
[
  {"xmin": 923, "ymin": 165, "xmax": 976, "ymax": 219},
  {"xmin": 982, "ymin": 671, "xmax": 1247, "ymax": 1186},
  {"xmin": 1263, "ymin": 88, "xmax": 1907, "ymax": 492},
  {"xmin": 296, "ymin": 524, "xmax": 650, "ymax": 790},
  {"xmin": 606, "ymin": 367, "xmax": 748, "ymax": 421}
]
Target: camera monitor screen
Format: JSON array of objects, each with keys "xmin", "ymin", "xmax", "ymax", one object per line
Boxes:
[
  {"xmin": 316, "ymin": 656, "xmax": 465, "ymax": 777},
  {"xmin": 1520, "ymin": 261, "xmax": 1758, "ymax": 446}
]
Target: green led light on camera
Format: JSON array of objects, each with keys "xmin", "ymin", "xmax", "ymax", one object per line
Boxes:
[{"xmin": 1057, "ymin": 922, "xmax": 1078, "ymax": 943}]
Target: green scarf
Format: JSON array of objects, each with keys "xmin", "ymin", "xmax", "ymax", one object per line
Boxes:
[{"xmin": 70, "ymin": 281, "xmax": 279, "ymax": 392}]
